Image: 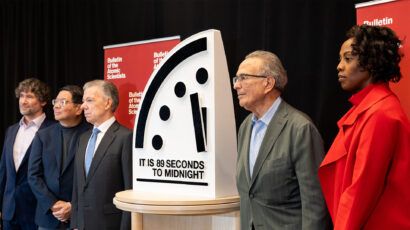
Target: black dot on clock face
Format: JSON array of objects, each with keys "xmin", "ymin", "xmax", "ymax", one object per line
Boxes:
[
  {"xmin": 159, "ymin": 105, "xmax": 170, "ymax": 121},
  {"xmin": 196, "ymin": 67, "xmax": 208, "ymax": 84},
  {"xmin": 152, "ymin": 135, "xmax": 163, "ymax": 150},
  {"xmin": 174, "ymin": 82, "xmax": 186, "ymax": 98}
]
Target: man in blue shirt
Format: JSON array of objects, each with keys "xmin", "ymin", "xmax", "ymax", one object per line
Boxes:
[{"xmin": 234, "ymin": 51, "xmax": 330, "ymax": 230}]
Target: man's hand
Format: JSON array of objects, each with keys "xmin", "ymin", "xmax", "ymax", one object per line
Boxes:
[{"xmin": 51, "ymin": 200, "xmax": 72, "ymax": 222}]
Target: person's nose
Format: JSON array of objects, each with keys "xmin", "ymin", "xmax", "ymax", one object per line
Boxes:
[
  {"xmin": 20, "ymin": 96, "xmax": 28, "ymax": 104},
  {"xmin": 337, "ymin": 60, "xmax": 343, "ymax": 72},
  {"xmin": 80, "ymin": 102, "xmax": 86, "ymax": 110},
  {"xmin": 233, "ymin": 81, "xmax": 240, "ymax": 90}
]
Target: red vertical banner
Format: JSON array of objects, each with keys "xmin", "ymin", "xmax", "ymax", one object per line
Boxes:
[
  {"xmin": 356, "ymin": 0, "xmax": 410, "ymax": 118},
  {"xmin": 104, "ymin": 37, "xmax": 180, "ymax": 129}
]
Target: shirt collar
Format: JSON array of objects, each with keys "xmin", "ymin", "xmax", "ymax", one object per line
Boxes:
[
  {"xmin": 349, "ymin": 83, "xmax": 376, "ymax": 106},
  {"xmin": 19, "ymin": 113, "xmax": 46, "ymax": 129},
  {"xmin": 94, "ymin": 116, "xmax": 116, "ymax": 133},
  {"xmin": 252, "ymin": 97, "xmax": 282, "ymax": 126}
]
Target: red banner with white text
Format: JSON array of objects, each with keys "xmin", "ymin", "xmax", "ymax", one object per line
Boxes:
[
  {"xmin": 104, "ymin": 37, "xmax": 180, "ymax": 129},
  {"xmin": 356, "ymin": 0, "xmax": 410, "ymax": 118}
]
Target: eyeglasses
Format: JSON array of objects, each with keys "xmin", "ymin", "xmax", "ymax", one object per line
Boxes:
[
  {"xmin": 52, "ymin": 99, "xmax": 73, "ymax": 107},
  {"xmin": 232, "ymin": 73, "xmax": 268, "ymax": 85}
]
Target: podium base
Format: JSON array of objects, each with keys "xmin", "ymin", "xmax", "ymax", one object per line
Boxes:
[{"xmin": 114, "ymin": 190, "xmax": 240, "ymax": 230}]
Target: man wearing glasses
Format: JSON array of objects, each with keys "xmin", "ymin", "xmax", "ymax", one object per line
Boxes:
[
  {"xmin": 28, "ymin": 85, "xmax": 90, "ymax": 230},
  {"xmin": 234, "ymin": 51, "xmax": 330, "ymax": 230}
]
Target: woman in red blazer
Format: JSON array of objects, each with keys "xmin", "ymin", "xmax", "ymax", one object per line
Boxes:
[{"xmin": 319, "ymin": 25, "xmax": 410, "ymax": 230}]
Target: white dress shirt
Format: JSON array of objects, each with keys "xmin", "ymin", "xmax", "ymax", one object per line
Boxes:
[
  {"xmin": 87, "ymin": 116, "xmax": 116, "ymax": 158},
  {"xmin": 13, "ymin": 113, "xmax": 46, "ymax": 171}
]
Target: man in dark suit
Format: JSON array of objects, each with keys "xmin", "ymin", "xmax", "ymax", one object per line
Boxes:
[
  {"xmin": 70, "ymin": 80, "xmax": 132, "ymax": 230},
  {"xmin": 234, "ymin": 51, "xmax": 330, "ymax": 230},
  {"xmin": 28, "ymin": 85, "xmax": 90, "ymax": 229},
  {"xmin": 0, "ymin": 78, "xmax": 54, "ymax": 230}
]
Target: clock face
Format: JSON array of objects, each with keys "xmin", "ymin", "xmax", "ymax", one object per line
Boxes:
[
  {"xmin": 133, "ymin": 30, "xmax": 237, "ymax": 198},
  {"xmin": 134, "ymin": 37, "xmax": 209, "ymax": 154}
]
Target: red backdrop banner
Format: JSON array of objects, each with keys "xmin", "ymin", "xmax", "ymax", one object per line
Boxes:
[
  {"xmin": 104, "ymin": 37, "xmax": 180, "ymax": 129},
  {"xmin": 356, "ymin": 0, "xmax": 410, "ymax": 119}
]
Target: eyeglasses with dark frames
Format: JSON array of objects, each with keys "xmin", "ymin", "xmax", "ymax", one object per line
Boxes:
[{"xmin": 232, "ymin": 73, "xmax": 268, "ymax": 85}]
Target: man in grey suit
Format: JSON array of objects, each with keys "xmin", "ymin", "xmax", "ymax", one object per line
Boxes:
[
  {"xmin": 234, "ymin": 51, "xmax": 330, "ymax": 230},
  {"xmin": 70, "ymin": 80, "xmax": 132, "ymax": 230}
]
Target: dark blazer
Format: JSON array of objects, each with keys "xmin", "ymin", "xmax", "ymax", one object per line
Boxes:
[
  {"xmin": 0, "ymin": 118, "xmax": 54, "ymax": 223},
  {"xmin": 236, "ymin": 101, "xmax": 330, "ymax": 230},
  {"xmin": 28, "ymin": 121, "xmax": 91, "ymax": 228},
  {"xmin": 71, "ymin": 121, "xmax": 132, "ymax": 230}
]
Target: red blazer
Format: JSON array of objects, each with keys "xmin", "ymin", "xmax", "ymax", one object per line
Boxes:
[{"xmin": 319, "ymin": 83, "xmax": 410, "ymax": 230}]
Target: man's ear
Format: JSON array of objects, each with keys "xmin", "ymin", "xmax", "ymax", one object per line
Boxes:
[
  {"xmin": 264, "ymin": 77, "xmax": 276, "ymax": 93},
  {"xmin": 268, "ymin": 77, "xmax": 276, "ymax": 89},
  {"xmin": 75, "ymin": 104, "xmax": 83, "ymax": 116},
  {"xmin": 105, "ymin": 98, "xmax": 113, "ymax": 111}
]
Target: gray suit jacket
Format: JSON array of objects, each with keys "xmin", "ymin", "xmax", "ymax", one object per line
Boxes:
[
  {"xmin": 71, "ymin": 121, "xmax": 132, "ymax": 230},
  {"xmin": 236, "ymin": 101, "xmax": 330, "ymax": 230}
]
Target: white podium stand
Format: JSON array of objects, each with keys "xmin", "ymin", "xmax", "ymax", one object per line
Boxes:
[
  {"xmin": 124, "ymin": 29, "xmax": 239, "ymax": 230},
  {"xmin": 114, "ymin": 190, "xmax": 240, "ymax": 230}
]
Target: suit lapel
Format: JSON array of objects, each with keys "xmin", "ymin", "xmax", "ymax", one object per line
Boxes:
[
  {"xmin": 242, "ymin": 117, "xmax": 253, "ymax": 183},
  {"xmin": 78, "ymin": 130, "xmax": 91, "ymax": 183},
  {"xmin": 53, "ymin": 125, "xmax": 63, "ymax": 174},
  {"xmin": 321, "ymin": 84, "xmax": 393, "ymax": 167},
  {"xmin": 61, "ymin": 122, "xmax": 89, "ymax": 175},
  {"xmin": 18, "ymin": 119, "xmax": 53, "ymax": 174},
  {"xmin": 250, "ymin": 102, "xmax": 288, "ymax": 187},
  {"xmin": 342, "ymin": 84, "xmax": 392, "ymax": 127},
  {"xmin": 7, "ymin": 124, "xmax": 20, "ymax": 176},
  {"xmin": 85, "ymin": 122, "xmax": 118, "ymax": 184}
]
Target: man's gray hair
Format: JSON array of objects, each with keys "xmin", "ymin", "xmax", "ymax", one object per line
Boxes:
[
  {"xmin": 246, "ymin": 50, "xmax": 288, "ymax": 92},
  {"xmin": 83, "ymin": 80, "xmax": 119, "ymax": 112}
]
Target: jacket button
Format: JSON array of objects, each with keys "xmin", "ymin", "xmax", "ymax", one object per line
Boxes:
[{"xmin": 249, "ymin": 193, "xmax": 254, "ymax": 198}]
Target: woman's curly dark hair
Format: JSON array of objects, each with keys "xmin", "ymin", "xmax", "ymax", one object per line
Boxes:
[{"xmin": 347, "ymin": 25, "xmax": 403, "ymax": 83}]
